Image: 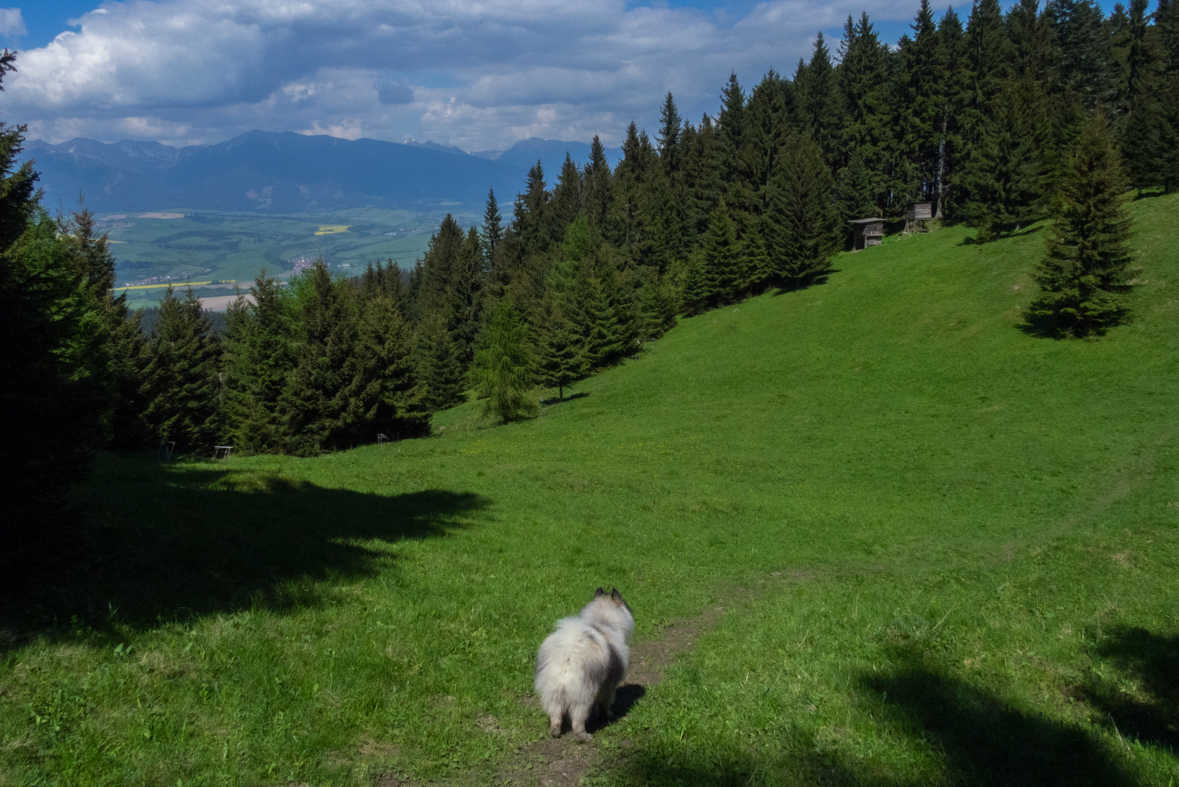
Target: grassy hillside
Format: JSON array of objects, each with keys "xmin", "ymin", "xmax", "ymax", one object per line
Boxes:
[{"xmin": 2, "ymin": 194, "xmax": 1177, "ymax": 786}]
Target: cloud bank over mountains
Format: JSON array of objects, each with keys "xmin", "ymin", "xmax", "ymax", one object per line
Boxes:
[{"xmin": 9, "ymin": 0, "xmax": 930, "ymax": 150}]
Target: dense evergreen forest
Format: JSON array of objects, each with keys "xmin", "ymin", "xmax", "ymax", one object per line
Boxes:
[{"xmin": 3, "ymin": 0, "xmax": 1177, "ymax": 543}]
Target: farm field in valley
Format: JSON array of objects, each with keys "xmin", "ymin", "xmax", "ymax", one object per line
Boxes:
[
  {"xmin": 1, "ymin": 194, "xmax": 1177, "ymax": 786},
  {"xmin": 101, "ymin": 205, "xmax": 478, "ymax": 309}
]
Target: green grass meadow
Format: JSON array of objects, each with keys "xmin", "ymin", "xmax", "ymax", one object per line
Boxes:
[{"xmin": 2, "ymin": 195, "xmax": 1178, "ymax": 785}]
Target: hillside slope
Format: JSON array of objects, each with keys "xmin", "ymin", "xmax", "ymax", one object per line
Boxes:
[{"xmin": 3, "ymin": 194, "xmax": 1177, "ymax": 786}]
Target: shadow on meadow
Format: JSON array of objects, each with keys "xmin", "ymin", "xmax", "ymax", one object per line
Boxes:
[
  {"xmin": 541, "ymin": 391, "xmax": 590, "ymax": 408},
  {"xmin": 854, "ymin": 646, "xmax": 1139, "ymax": 786},
  {"xmin": 958, "ymin": 225, "xmax": 1044, "ymax": 246},
  {"xmin": 0, "ymin": 458, "xmax": 489, "ymax": 652},
  {"xmin": 1078, "ymin": 626, "xmax": 1179, "ymax": 753},
  {"xmin": 614, "ymin": 646, "xmax": 1140, "ymax": 786}
]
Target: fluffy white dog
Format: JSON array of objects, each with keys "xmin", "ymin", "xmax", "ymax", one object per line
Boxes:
[{"xmin": 534, "ymin": 587, "xmax": 634, "ymax": 742}]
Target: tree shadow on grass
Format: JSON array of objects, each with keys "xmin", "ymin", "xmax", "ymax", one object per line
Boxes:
[
  {"xmin": 541, "ymin": 392, "xmax": 590, "ymax": 407},
  {"xmin": 856, "ymin": 646, "xmax": 1139, "ymax": 786},
  {"xmin": 768, "ymin": 271, "xmax": 839, "ymax": 297},
  {"xmin": 1016, "ymin": 303, "xmax": 1131, "ymax": 340},
  {"xmin": 1076, "ymin": 626, "xmax": 1179, "ymax": 753},
  {"xmin": 612, "ymin": 645, "xmax": 1139, "ymax": 786},
  {"xmin": 0, "ymin": 457, "xmax": 489, "ymax": 652},
  {"xmin": 958, "ymin": 226, "xmax": 1044, "ymax": 246},
  {"xmin": 1131, "ymin": 188, "xmax": 1172, "ymax": 201}
]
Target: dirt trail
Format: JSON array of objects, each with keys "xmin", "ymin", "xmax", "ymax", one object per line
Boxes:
[
  {"xmin": 494, "ymin": 602, "xmax": 731, "ymax": 786},
  {"xmin": 378, "ymin": 598, "xmax": 739, "ymax": 787}
]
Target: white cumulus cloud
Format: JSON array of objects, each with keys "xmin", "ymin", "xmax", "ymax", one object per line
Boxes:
[
  {"xmin": 0, "ymin": 8, "xmax": 24, "ymax": 37},
  {"xmin": 5, "ymin": 0, "xmax": 948, "ymax": 150}
]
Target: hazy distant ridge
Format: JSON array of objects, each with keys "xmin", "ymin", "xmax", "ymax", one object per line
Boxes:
[{"xmin": 24, "ymin": 132, "xmax": 622, "ymax": 214}]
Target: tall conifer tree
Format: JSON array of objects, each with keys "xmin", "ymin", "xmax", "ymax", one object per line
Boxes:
[
  {"xmin": 223, "ymin": 271, "xmax": 292, "ymax": 454},
  {"xmin": 360, "ymin": 293, "xmax": 428, "ymax": 438},
  {"xmin": 1027, "ymin": 112, "xmax": 1134, "ymax": 335},
  {"xmin": 701, "ymin": 201, "xmax": 741, "ymax": 305},
  {"xmin": 795, "ymin": 34, "xmax": 843, "ymax": 166},
  {"xmin": 481, "ymin": 188, "xmax": 503, "ymax": 271},
  {"xmin": 142, "ymin": 287, "xmax": 224, "ymax": 453},
  {"xmin": 473, "ymin": 299, "xmax": 536, "ymax": 422},
  {"xmin": 583, "ymin": 136, "xmax": 614, "ymax": 240},
  {"xmin": 535, "ymin": 290, "xmax": 583, "ymax": 400},
  {"xmin": 767, "ymin": 134, "xmax": 840, "ymax": 286}
]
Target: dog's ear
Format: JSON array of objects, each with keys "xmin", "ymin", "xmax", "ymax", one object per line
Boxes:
[
  {"xmin": 594, "ymin": 587, "xmax": 606, "ymax": 598},
  {"xmin": 610, "ymin": 588, "xmax": 623, "ymax": 602}
]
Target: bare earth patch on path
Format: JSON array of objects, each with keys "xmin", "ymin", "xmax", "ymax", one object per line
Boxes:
[{"xmin": 379, "ymin": 595, "xmax": 743, "ymax": 787}]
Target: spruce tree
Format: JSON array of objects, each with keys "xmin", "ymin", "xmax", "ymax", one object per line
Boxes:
[
  {"xmin": 1027, "ymin": 112, "xmax": 1134, "ymax": 336},
  {"xmin": 417, "ymin": 214, "xmax": 465, "ymax": 319},
  {"xmin": 602, "ymin": 252, "xmax": 639, "ymax": 356},
  {"xmin": 516, "ymin": 161, "xmax": 555, "ymax": 258},
  {"xmin": 964, "ymin": 0, "xmax": 1014, "ymax": 163},
  {"xmin": 62, "ymin": 205, "xmax": 149, "ymax": 449},
  {"xmin": 571, "ymin": 261, "xmax": 619, "ymax": 369},
  {"xmin": 223, "ymin": 270, "xmax": 293, "ymax": 454},
  {"xmin": 963, "ymin": 80, "xmax": 1049, "ymax": 240},
  {"xmin": 550, "ymin": 153, "xmax": 584, "ymax": 232},
  {"xmin": 895, "ymin": 0, "xmax": 946, "ymax": 203},
  {"xmin": 447, "ymin": 227, "xmax": 485, "ymax": 375},
  {"xmin": 473, "ymin": 299, "xmax": 537, "ymax": 422},
  {"xmin": 1008, "ymin": 0, "xmax": 1057, "ymax": 81},
  {"xmin": 610, "ymin": 122, "xmax": 660, "ymax": 265},
  {"xmin": 360, "ymin": 294, "xmax": 428, "ymax": 438},
  {"xmin": 836, "ymin": 147, "xmax": 877, "ymax": 226},
  {"xmin": 583, "ymin": 135, "xmax": 614, "ymax": 239},
  {"xmin": 0, "ymin": 75, "xmax": 114, "ymax": 541},
  {"xmin": 141, "ymin": 287, "xmax": 224, "ymax": 453},
  {"xmin": 767, "ymin": 134, "xmax": 840, "ymax": 286},
  {"xmin": 701, "ymin": 201, "xmax": 741, "ymax": 305},
  {"xmin": 738, "ymin": 72, "xmax": 790, "ymax": 229},
  {"xmin": 680, "ymin": 248, "xmax": 710, "ymax": 317},
  {"xmin": 657, "ymin": 92, "xmax": 684, "ymax": 173},
  {"xmin": 1047, "ymin": 0, "xmax": 1119, "ymax": 109},
  {"xmin": 480, "ymin": 188, "xmax": 503, "ymax": 272},
  {"xmin": 635, "ymin": 269, "xmax": 676, "ymax": 341},
  {"xmin": 281, "ymin": 262, "xmax": 378, "ymax": 454},
  {"xmin": 681, "ymin": 116, "xmax": 724, "ymax": 246},
  {"xmin": 795, "ymin": 34, "xmax": 843, "ymax": 166},
  {"xmin": 738, "ymin": 219, "xmax": 773, "ymax": 294},
  {"xmin": 416, "ymin": 310, "xmax": 465, "ymax": 412},
  {"xmin": 837, "ymin": 13, "xmax": 892, "ymax": 205},
  {"xmin": 535, "ymin": 290, "xmax": 583, "ymax": 399},
  {"xmin": 717, "ymin": 73, "xmax": 747, "ymax": 189},
  {"xmin": 935, "ymin": 8, "xmax": 972, "ymax": 219},
  {"xmin": 1156, "ymin": 0, "xmax": 1179, "ymax": 185}
]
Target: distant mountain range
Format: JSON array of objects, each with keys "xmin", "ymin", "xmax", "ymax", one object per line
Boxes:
[{"xmin": 23, "ymin": 132, "xmax": 624, "ymax": 214}]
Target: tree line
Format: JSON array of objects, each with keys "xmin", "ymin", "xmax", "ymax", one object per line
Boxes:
[{"xmin": 4, "ymin": 0, "xmax": 1170, "ymax": 541}]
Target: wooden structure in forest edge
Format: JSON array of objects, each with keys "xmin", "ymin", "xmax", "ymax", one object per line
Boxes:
[
  {"xmin": 904, "ymin": 202, "xmax": 933, "ymax": 234},
  {"xmin": 848, "ymin": 218, "xmax": 885, "ymax": 251}
]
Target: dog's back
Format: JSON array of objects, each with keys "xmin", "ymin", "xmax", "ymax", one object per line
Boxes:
[{"xmin": 535, "ymin": 588, "xmax": 634, "ymax": 742}]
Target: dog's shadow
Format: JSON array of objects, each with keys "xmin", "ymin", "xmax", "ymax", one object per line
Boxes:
[{"xmin": 587, "ymin": 683, "xmax": 647, "ymax": 733}]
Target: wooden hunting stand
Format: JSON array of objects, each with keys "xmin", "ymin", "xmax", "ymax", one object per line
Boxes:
[
  {"xmin": 904, "ymin": 202, "xmax": 933, "ymax": 234},
  {"xmin": 848, "ymin": 218, "xmax": 885, "ymax": 251}
]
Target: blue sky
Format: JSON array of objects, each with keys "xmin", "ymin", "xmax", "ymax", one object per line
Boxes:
[{"xmin": 3, "ymin": 0, "xmax": 1135, "ymax": 151}]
